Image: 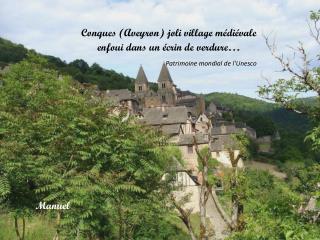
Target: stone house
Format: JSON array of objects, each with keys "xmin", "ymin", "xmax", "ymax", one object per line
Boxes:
[
  {"xmin": 235, "ymin": 122, "xmax": 257, "ymax": 139},
  {"xmin": 176, "ymin": 132, "xmax": 209, "ymax": 174},
  {"xmin": 210, "ymin": 135, "xmax": 244, "ymax": 168},
  {"xmin": 172, "ymin": 170, "xmax": 201, "ymax": 213},
  {"xmin": 210, "ymin": 122, "xmax": 245, "ymax": 168},
  {"xmin": 195, "ymin": 113, "xmax": 211, "ymax": 133},
  {"xmin": 105, "ymin": 89, "xmax": 139, "ymax": 114},
  {"xmin": 139, "ymin": 106, "xmax": 193, "ymax": 141},
  {"xmin": 163, "ymin": 159, "xmax": 201, "ymax": 213}
]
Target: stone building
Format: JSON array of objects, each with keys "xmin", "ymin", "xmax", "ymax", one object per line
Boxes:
[
  {"xmin": 195, "ymin": 113, "xmax": 211, "ymax": 133},
  {"xmin": 134, "ymin": 64, "xmax": 204, "ymax": 116},
  {"xmin": 135, "ymin": 63, "xmax": 178, "ymax": 108},
  {"xmin": 139, "ymin": 106, "xmax": 193, "ymax": 142},
  {"xmin": 105, "ymin": 89, "xmax": 139, "ymax": 114},
  {"xmin": 210, "ymin": 135, "xmax": 244, "ymax": 168},
  {"xmin": 176, "ymin": 132, "xmax": 209, "ymax": 173}
]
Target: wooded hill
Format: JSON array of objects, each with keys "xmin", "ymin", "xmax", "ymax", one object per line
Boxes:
[
  {"xmin": 0, "ymin": 37, "xmax": 132, "ymax": 90},
  {"xmin": 205, "ymin": 92, "xmax": 311, "ymax": 134}
]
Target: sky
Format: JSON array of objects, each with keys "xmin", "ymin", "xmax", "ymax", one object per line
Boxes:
[{"xmin": 0, "ymin": 0, "xmax": 319, "ymax": 98}]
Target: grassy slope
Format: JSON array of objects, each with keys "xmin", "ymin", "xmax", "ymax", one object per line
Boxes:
[{"xmin": 0, "ymin": 214, "xmax": 56, "ymax": 240}]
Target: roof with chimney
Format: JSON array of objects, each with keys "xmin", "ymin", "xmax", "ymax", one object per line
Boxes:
[
  {"xmin": 136, "ymin": 65, "xmax": 148, "ymax": 83},
  {"xmin": 157, "ymin": 63, "xmax": 173, "ymax": 83}
]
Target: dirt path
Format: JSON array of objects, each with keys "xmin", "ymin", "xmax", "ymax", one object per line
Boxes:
[
  {"xmin": 246, "ymin": 160, "xmax": 287, "ymax": 179},
  {"xmin": 205, "ymin": 191, "xmax": 229, "ymax": 239}
]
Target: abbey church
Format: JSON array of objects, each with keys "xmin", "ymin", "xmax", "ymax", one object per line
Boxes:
[
  {"xmin": 135, "ymin": 64, "xmax": 177, "ymax": 107},
  {"xmin": 133, "ymin": 63, "xmax": 205, "ymax": 115}
]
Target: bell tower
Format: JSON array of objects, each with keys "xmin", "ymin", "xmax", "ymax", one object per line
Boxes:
[
  {"xmin": 135, "ymin": 65, "xmax": 149, "ymax": 93},
  {"xmin": 157, "ymin": 63, "xmax": 177, "ymax": 106}
]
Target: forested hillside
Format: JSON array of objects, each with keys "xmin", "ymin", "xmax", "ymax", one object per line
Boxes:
[
  {"xmin": 205, "ymin": 92, "xmax": 311, "ymax": 133},
  {"xmin": 0, "ymin": 37, "xmax": 136, "ymax": 91}
]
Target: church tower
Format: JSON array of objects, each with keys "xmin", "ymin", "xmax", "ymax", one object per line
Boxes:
[
  {"xmin": 157, "ymin": 63, "xmax": 177, "ymax": 106},
  {"xmin": 134, "ymin": 65, "xmax": 150, "ymax": 108},
  {"xmin": 135, "ymin": 65, "xmax": 149, "ymax": 93}
]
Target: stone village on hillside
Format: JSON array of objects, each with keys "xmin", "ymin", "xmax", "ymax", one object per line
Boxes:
[
  {"xmin": 98, "ymin": 64, "xmax": 260, "ymax": 179},
  {"xmin": 90, "ymin": 63, "xmax": 264, "ymax": 214}
]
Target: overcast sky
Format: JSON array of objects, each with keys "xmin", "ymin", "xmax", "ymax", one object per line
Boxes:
[{"xmin": 0, "ymin": 0, "xmax": 319, "ymax": 98}]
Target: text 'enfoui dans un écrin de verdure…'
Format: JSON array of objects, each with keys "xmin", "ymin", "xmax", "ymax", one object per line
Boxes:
[{"xmin": 81, "ymin": 28, "xmax": 257, "ymax": 53}]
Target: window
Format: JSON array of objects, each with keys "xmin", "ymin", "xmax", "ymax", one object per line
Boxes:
[
  {"xmin": 138, "ymin": 86, "xmax": 142, "ymax": 91},
  {"xmin": 162, "ymin": 83, "xmax": 166, "ymax": 88},
  {"xmin": 162, "ymin": 95, "xmax": 166, "ymax": 102},
  {"xmin": 187, "ymin": 145, "xmax": 193, "ymax": 154},
  {"xmin": 162, "ymin": 114, "xmax": 168, "ymax": 119}
]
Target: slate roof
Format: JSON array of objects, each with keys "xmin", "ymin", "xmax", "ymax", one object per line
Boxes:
[
  {"xmin": 211, "ymin": 124, "xmax": 237, "ymax": 135},
  {"xmin": 141, "ymin": 106, "xmax": 188, "ymax": 125},
  {"xmin": 176, "ymin": 97, "xmax": 198, "ymax": 107},
  {"xmin": 161, "ymin": 124, "xmax": 182, "ymax": 136},
  {"xmin": 105, "ymin": 89, "xmax": 136, "ymax": 103},
  {"xmin": 210, "ymin": 135, "xmax": 238, "ymax": 151},
  {"xmin": 158, "ymin": 63, "xmax": 173, "ymax": 83},
  {"xmin": 136, "ymin": 65, "xmax": 148, "ymax": 83},
  {"xmin": 177, "ymin": 133, "xmax": 209, "ymax": 146}
]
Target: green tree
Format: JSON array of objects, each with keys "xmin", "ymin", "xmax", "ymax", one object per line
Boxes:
[
  {"xmin": 259, "ymin": 9, "xmax": 320, "ymax": 223},
  {"xmin": 195, "ymin": 144, "xmax": 219, "ymax": 239},
  {"xmin": 0, "ymin": 54, "xmax": 185, "ymax": 239},
  {"xmin": 259, "ymin": 11, "xmax": 320, "ymax": 148},
  {"xmin": 228, "ymin": 134, "xmax": 251, "ymax": 231}
]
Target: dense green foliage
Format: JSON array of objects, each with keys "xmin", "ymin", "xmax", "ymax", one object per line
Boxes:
[
  {"xmin": 225, "ymin": 170, "xmax": 320, "ymax": 240},
  {"xmin": 0, "ymin": 38, "xmax": 28, "ymax": 68},
  {"xmin": 0, "ymin": 54, "xmax": 187, "ymax": 239}
]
